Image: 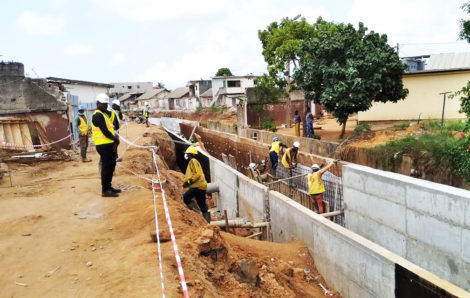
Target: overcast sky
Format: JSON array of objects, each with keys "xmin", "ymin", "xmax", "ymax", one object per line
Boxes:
[{"xmin": 2, "ymin": 0, "xmax": 470, "ymax": 89}]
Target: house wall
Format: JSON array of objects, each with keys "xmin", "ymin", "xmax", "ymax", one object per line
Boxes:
[
  {"xmin": 109, "ymin": 82, "xmax": 153, "ymax": 95},
  {"xmin": 63, "ymin": 84, "xmax": 109, "ymax": 104},
  {"xmin": 358, "ymin": 70, "xmax": 470, "ymax": 122},
  {"xmin": 343, "ymin": 164, "xmax": 470, "ymax": 291},
  {"xmin": 247, "ymin": 100, "xmax": 306, "ymax": 127}
]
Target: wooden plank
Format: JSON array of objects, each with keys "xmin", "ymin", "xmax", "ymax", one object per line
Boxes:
[
  {"xmin": 12, "ymin": 123, "xmax": 24, "ymax": 147},
  {"xmin": 20, "ymin": 123, "xmax": 33, "ymax": 148},
  {"xmin": 3, "ymin": 123, "xmax": 14, "ymax": 145},
  {"xmin": 0, "ymin": 124, "xmax": 5, "ymax": 142}
]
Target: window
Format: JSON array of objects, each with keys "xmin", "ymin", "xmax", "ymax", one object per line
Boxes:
[
  {"xmin": 137, "ymin": 85, "xmax": 140, "ymax": 88},
  {"xmin": 227, "ymin": 80, "xmax": 241, "ymax": 87},
  {"xmin": 128, "ymin": 86, "xmax": 132, "ymax": 89}
]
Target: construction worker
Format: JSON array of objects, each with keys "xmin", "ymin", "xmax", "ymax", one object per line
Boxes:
[
  {"xmin": 92, "ymin": 93, "xmax": 121, "ymax": 197},
  {"xmin": 143, "ymin": 102, "xmax": 150, "ymax": 127},
  {"xmin": 75, "ymin": 105, "xmax": 91, "ymax": 162},
  {"xmin": 282, "ymin": 141, "xmax": 300, "ymax": 186},
  {"xmin": 269, "ymin": 136, "xmax": 287, "ymax": 177},
  {"xmin": 182, "ymin": 146, "xmax": 210, "ymax": 223},
  {"xmin": 111, "ymin": 99, "xmax": 123, "ymax": 162},
  {"xmin": 308, "ymin": 161, "xmax": 338, "ymax": 214}
]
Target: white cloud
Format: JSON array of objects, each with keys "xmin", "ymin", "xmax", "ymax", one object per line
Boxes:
[
  {"xmin": 110, "ymin": 52, "xmax": 126, "ymax": 65},
  {"xmin": 17, "ymin": 11, "xmax": 66, "ymax": 36},
  {"xmin": 64, "ymin": 43, "xmax": 93, "ymax": 56},
  {"xmin": 346, "ymin": 0, "xmax": 470, "ymax": 56},
  {"xmin": 90, "ymin": 0, "xmax": 224, "ymax": 22}
]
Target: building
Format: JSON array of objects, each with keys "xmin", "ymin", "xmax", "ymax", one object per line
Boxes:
[
  {"xmin": 359, "ymin": 52, "xmax": 470, "ymax": 122},
  {"xmin": 109, "ymin": 82, "xmax": 153, "ymax": 98},
  {"xmin": 0, "ymin": 62, "xmax": 71, "ymax": 149},
  {"xmin": 163, "ymin": 87, "xmax": 191, "ymax": 110},
  {"xmin": 211, "ymin": 75, "xmax": 255, "ymax": 107},
  {"xmin": 136, "ymin": 88, "xmax": 169, "ymax": 109},
  {"xmin": 200, "ymin": 88, "xmax": 213, "ymax": 107},
  {"xmin": 187, "ymin": 80, "xmax": 211, "ymax": 99},
  {"xmin": 119, "ymin": 92, "xmax": 144, "ymax": 110},
  {"xmin": 47, "ymin": 77, "xmax": 113, "ymax": 104}
]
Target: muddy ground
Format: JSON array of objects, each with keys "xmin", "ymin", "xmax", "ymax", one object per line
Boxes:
[{"xmin": 0, "ymin": 122, "xmax": 337, "ymax": 297}]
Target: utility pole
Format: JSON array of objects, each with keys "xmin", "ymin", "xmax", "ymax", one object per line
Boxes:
[
  {"xmin": 396, "ymin": 43, "xmax": 399, "ymax": 56},
  {"xmin": 439, "ymin": 91, "xmax": 452, "ymax": 130}
]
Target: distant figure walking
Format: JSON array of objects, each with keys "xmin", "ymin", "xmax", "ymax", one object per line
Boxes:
[
  {"xmin": 306, "ymin": 113, "xmax": 314, "ymax": 138},
  {"xmin": 75, "ymin": 105, "xmax": 91, "ymax": 163},
  {"xmin": 294, "ymin": 110, "xmax": 301, "ymax": 137},
  {"xmin": 143, "ymin": 102, "xmax": 150, "ymax": 127}
]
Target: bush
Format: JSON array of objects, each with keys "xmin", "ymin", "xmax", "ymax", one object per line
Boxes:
[
  {"xmin": 313, "ymin": 135, "xmax": 321, "ymax": 140},
  {"xmin": 422, "ymin": 120, "xmax": 466, "ymax": 132},
  {"xmin": 354, "ymin": 124, "xmax": 371, "ymax": 135},
  {"xmin": 391, "ymin": 122, "xmax": 410, "ymax": 130},
  {"xmin": 261, "ymin": 117, "xmax": 276, "ymax": 132}
]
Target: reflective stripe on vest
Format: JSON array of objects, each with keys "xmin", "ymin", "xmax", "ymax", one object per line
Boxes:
[
  {"xmin": 270, "ymin": 141, "xmax": 280, "ymax": 154},
  {"xmin": 91, "ymin": 110, "xmax": 115, "ymax": 145},
  {"xmin": 78, "ymin": 115, "xmax": 88, "ymax": 136}
]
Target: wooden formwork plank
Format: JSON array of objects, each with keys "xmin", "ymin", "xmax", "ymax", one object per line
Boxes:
[
  {"xmin": 20, "ymin": 123, "xmax": 33, "ymax": 148},
  {"xmin": 11, "ymin": 123, "xmax": 24, "ymax": 147},
  {"xmin": 0, "ymin": 124, "xmax": 5, "ymax": 142},
  {"xmin": 3, "ymin": 123, "xmax": 14, "ymax": 144}
]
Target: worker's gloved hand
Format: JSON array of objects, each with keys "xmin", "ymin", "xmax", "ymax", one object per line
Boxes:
[{"xmin": 289, "ymin": 164, "xmax": 294, "ymax": 169}]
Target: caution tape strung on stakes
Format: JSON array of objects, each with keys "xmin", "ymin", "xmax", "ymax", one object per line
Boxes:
[
  {"xmin": 150, "ymin": 172, "xmax": 166, "ymax": 297},
  {"xmin": 115, "ymin": 131, "xmax": 157, "ymax": 149},
  {"xmin": 115, "ymin": 163, "xmax": 158, "ymax": 183},
  {"xmin": 150, "ymin": 148, "xmax": 190, "ymax": 298},
  {"xmin": 0, "ymin": 134, "xmax": 72, "ymax": 149}
]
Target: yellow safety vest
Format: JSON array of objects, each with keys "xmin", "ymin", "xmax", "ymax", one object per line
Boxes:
[
  {"xmin": 110, "ymin": 110, "xmax": 116, "ymax": 124},
  {"xmin": 91, "ymin": 110, "xmax": 115, "ymax": 145},
  {"xmin": 281, "ymin": 148, "xmax": 295, "ymax": 168},
  {"xmin": 78, "ymin": 115, "xmax": 89, "ymax": 136},
  {"xmin": 308, "ymin": 172, "xmax": 325, "ymax": 194},
  {"xmin": 143, "ymin": 108, "xmax": 148, "ymax": 118},
  {"xmin": 270, "ymin": 141, "xmax": 281, "ymax": 154},
  {"xmin": 184, "ymin": 158, "xmax": 207, "ymax": 190}
]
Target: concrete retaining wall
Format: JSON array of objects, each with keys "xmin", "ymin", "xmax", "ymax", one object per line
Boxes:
[
  {"xmin": 343, "ymin": 164, "xmax": 470, "ymax": 291},
  {"xmin": 158, "ymin": 117, "xmax": 199, "ymax": 133}
]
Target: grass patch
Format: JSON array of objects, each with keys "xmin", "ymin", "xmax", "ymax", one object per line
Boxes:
[
  {"xmin": 421, "ymin": 120, "xmax": 466, "ymax": 132},
  {"xmin": 354, "ymin": 124, "xmax": 371, "ymax": 135},
  {"xmin": 261, "ymin": 117, "xmax": 276, "ymax": 132},
  {"xmin": 391, "ymin": 122, "xmax": 410, "ymax": 130},
  {"xmin": 196, "ymin": 106, "xmax": 227, "ymax": 113}
]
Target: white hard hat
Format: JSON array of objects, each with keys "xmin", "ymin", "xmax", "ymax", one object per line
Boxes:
[
  {"xmin": 107, "ymin": 105, "xmax": 112, "ymax": 112},
  {"xmin": 311, "ymin": 164, "xmax": 320, "ymax": 170},
  {"xmin": 112, "ymin": 99, "xmax": 120, "ymax": 106},
  {"xmin": 293, "ymin": 141, "xmax": 300, "ymax": 148},
  {"xmin": 96, "ymin": 93, "xmax": 109, "ymax": 103},
  {"xmin": 145, "ymin": 101, "xmax": 150, "ymax": 106},
  {"xmin": 249, "ymin": 163, "xmax": 256, "ymax": 170}
]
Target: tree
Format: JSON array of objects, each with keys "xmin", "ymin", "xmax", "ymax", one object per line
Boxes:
[
  {"xmin": 252, "ymin": 74, "xmax": 285, "ymax": 106},
  {"xmin": 294, "ymin": 21, "xmax": 408, "ymax": 138},
  {"xmin": 258, "ymin": 17, "xmax": 317, "ymax": 128},
  {"xmin": 460, "ymin": 2, "xmax": 470, "ymax": 42},
  {"xmin": 215, "ymin": 68, "xmax": 233, "ymax": 76}
]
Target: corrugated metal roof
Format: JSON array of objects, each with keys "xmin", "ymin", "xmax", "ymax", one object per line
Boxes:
[
  {"xmin": 426, "ymin": 52, "xmax": 470, "ymax": 70},
  {"xmin": 137, "ymin": 88, "xmax": 166, "ymax": 100},
  {"xmin": 165, "ymin": 87, "xmax": 189, "ymax": 99},
  {"xmin": 200, "ymin": 88, "xmax": 212, "ymax": 97}
]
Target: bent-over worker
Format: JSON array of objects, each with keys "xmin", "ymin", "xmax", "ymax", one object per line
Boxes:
[
  {"xmin": 282, "ymin": 141, "xmax": 300, "ymax": 186},
  {"xmin": 308, "ymin": 160, "xmax": 338, "ymax": 213},
  {"xmin": 269, "ymin": 136, "xmax": 287, "ymax": 177},
  {"xmin": 183, "ymin": 146, "xmax": 210, "ymax": 223},
  {"xmin": 75, "ymin": 105, "xmax": 91, "ymax": 162},
  {"xmin": 92, "ymin": 93, "xmax": 121, "ymax": 197}
]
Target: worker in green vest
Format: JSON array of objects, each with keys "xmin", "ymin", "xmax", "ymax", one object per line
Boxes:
[
  {"xmin": 75, "ymin": 105, "xmax": 91, "ymax": 162},
  {"xmin": 142, "ymin": 102, "xmax": 150, "ymax": 127},
  {"xmin": 91, "ymin": 94, "xmax": 121, "ymax": 197}
]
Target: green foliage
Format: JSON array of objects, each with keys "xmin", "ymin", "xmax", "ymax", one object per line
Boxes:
[
  {"xmin": 370, "ymin": 134, "xmax": 470, "ymax": 183},
  {"xmin": 196, "ymin": 106, "xmax": 227, "ymax": 113},
  {"xmin": 422, "ymin": 120, "xmax": 466, "ymax": 132},
  {"xmin": 258, "ymin": 17, "xmax": 317, "ymax": 86},
  {"xmin": 391, "ymin": 122, "xmax": 410, "ymax": 130},
  {"xmin": 460, "ymin": 2, "xmax": 470, "ymax": 42},
  {"xmin": 215, "ymin": 67, "xmax": 233, "ymax": 76},
  {"xmin": 294, "ymin": 20, "xmax": 408, "ymax": 130},
  {"xmin": 253, "ymin": 74, "xmax": 285, "ymax": 105},
  {"xmin": 354, "ymin": 124, "xmax": 371, "ymax": 135},
  {"xmin": 261, "ymin": 117, "xmax": 277, "ymax": 132},
  {"xmin": 313, "ymin": 135, "xmax": 321, "ymax": 140}
]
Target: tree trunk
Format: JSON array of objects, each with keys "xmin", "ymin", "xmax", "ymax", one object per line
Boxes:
[
  {"xmin": 340, "ymin": 117, "xmax": 348, "ymax": 139},
  {"xmin": 302, "ymin": 99, "xmax": 309, "ymax": 137},
  {"xmin": 286, "ymin": 61, "xmax": 291, "ymax": 128}
]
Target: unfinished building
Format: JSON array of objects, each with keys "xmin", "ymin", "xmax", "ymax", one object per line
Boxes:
[{"xmin": 157, "ymin": 117, "xmax": 469, "ymax": 297}]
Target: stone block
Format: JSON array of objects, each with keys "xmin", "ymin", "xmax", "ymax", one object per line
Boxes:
[{"xmin": 406, "ymin": 209, "xmax": 461, "ymax": 256}]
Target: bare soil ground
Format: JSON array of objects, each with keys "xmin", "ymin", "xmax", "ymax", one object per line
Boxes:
[{"xmin": 0, "ymin": 122, "xmax": 337, "ymax": 297}]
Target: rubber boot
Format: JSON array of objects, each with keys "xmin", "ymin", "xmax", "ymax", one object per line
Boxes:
[
  {"xmin": 203, "ymin": 212, "xmax": 211, "ymax": 223},
  {"xmin": 187, "ymin": 201, "xmax": 201, "ymax": 213}
]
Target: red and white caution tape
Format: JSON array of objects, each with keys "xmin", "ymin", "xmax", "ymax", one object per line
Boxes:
[
  {"xmin": 151, "ymin": 148, "xmax": 189, "ymax": 298},
  {"xmin": 151, "ymin": 173, "xmax": 166, "ymax": 298},
  {"xmin": 115, "ymin": 131, "xmax": 157, "ymax": 149},
  {"xmin": 0, "ymin": 133, "xmax": 72, "ymax": 149},
  {"xmin": 115, "ymin": 163, "xmax": 157, "ymax": 182}
]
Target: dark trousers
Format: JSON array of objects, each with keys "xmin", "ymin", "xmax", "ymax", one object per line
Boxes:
[
  {"xmin": 183, "ymin": 188, "xmax": 208, "ymax": 213},
  {"xmin": 269, "ymin": 151, "xmax": 278, "ymax": 175},
  {"xmin": 79, "ymin": 135, "xmax": 88, "ymax": 159},
  {"xmin": 96, "ymin": 143, "xmax": 117, "ymax": 192}
]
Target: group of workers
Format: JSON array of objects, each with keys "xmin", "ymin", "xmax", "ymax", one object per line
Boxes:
[{"xmin": 269, "ymin": 136, "xmax": 337, "ymax": 214}]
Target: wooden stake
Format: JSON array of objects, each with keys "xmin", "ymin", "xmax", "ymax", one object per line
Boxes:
[
  {"xmin": 224, "ymin": 210, "xmax": 229, "ymax": 233},
  {"xmin": 246, "ymin": 231, "xmax": 263, "ymax": 239}
]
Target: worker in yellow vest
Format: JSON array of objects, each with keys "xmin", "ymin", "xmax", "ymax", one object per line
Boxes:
[
  {"xmin": 282, "ymin": 141, "xmax": 300, "ymax": 186},
  {"xmin": 91, "ymin": 94, "xmax": 121, "ymax": 197},
  {"xmin": 308, "ymin": 160, "xmax": 338, "ymax": 213},
  {"xmin": 183, "ymin": 146, "xmax": 210, "ymax": 223},
  {"xmin": 142, "ymin": 102, "xmax": 150, "ymax": 127},
  {"xmin": 269, "ymin": 136, "xmax": 287, "ymax": 177},
  {"xmin": 75, "ymin": 105, "xmax": 91, "ymax": 162}
]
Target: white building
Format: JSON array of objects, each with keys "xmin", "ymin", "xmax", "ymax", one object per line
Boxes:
[
  {"xmin": 211, "ymin": 75, "xmax": 255, "ymax": 107},
  {"xmin": 109, "ymin": 82, "xmax": 153, "ymax": 97},
  {"xmin": 47, "ymin": 77, "xmax": 113, "ymax": 104}
]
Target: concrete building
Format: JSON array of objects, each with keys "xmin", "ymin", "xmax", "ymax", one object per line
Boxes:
[
  {"xmin": 47, "ymin": 77, "xmax": 113, "ymax": 104},
  {"xmin": 211, "ymin": 75, "xmax": 255, "ymax": 107},
  {"xmin": 109, "ymin": 82, "xmax": 153, "ymax": 98},
  {"xmin": 0, "ymin": 62, "xmax": 71, "ymax": 149},
  {"xmin": 163, "ymin": 87, "xmax": 192, "ymax": 110},
  {"xmin": 136, "ymin": 88, "xmax": 169, "ymax": 109},
  {"xmin": 359, "ymin": 52, "xmax": 470, "ymax": 122},
  {"xmin": 187, "ymin": 80, "xmax": 211, "ymax": 99},
  {"xmin": 119, "ymin": 92, "xmax": 144, "ymax": 110},
  {"xmin": 200, "ymin": 88, "xmax": 213, "ymax": 107}
]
